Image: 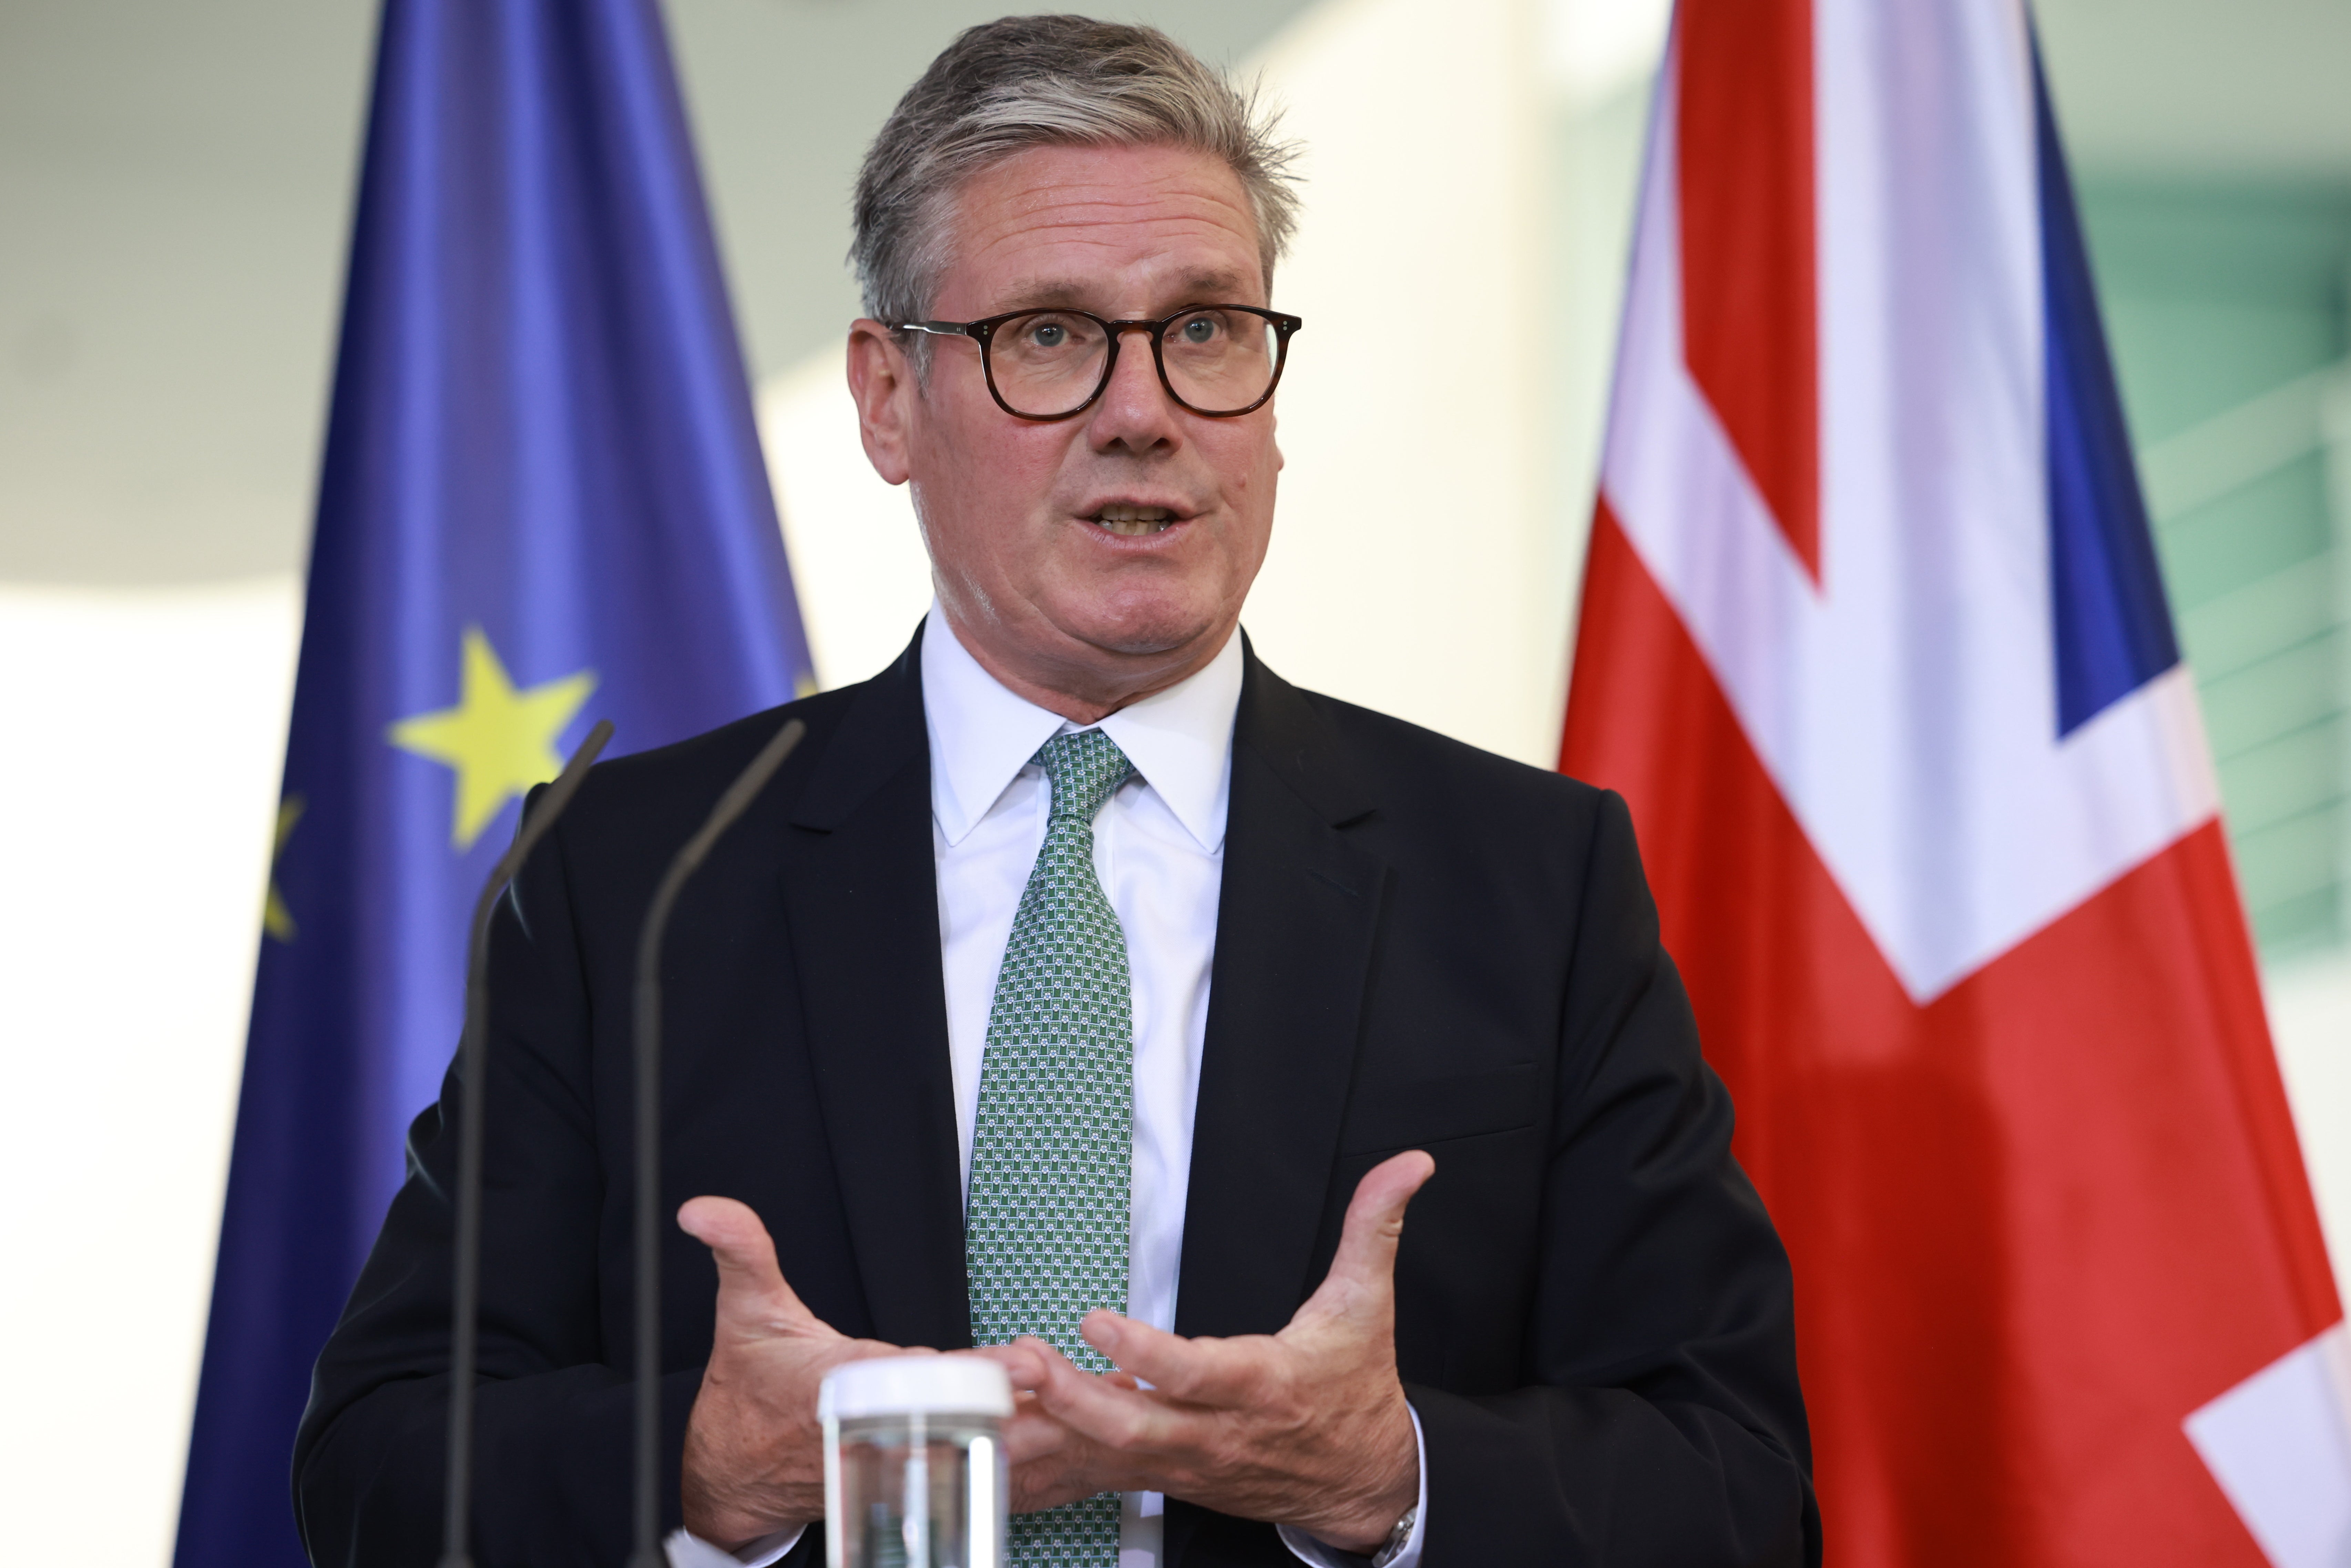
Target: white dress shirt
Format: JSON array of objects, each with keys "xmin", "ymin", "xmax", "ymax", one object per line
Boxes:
[{"xmin": 718, "ymin": 606, "xmax": 1424, "ymax": 1568}]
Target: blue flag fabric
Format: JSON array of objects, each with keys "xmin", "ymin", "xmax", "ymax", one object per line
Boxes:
[{"xmin": 173, "ymin": 3, "xmax": 812, "ymax": 1562}]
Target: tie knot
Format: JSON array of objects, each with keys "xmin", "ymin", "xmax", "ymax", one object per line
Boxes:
[{"xmin": 1032, "ymin": 729, "xmax": 1134, "ymax": 826}]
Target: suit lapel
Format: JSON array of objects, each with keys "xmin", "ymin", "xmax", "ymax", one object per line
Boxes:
[
  {"xmin": 781, "ymin": 632, "xmax": 971, "ymax": 1351},
  {"xmin": 775, "ymin": 634, "xmax": 1386, "ymax": 1370},
  {"xmin": 1175, "ymin": 649, "xmax": 1386, "ymax": 1343}
]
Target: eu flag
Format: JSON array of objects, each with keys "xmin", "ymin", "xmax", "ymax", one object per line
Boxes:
[{"xmin": 173, "ymin": 3, "xmax": 812, "ymax": 1562}]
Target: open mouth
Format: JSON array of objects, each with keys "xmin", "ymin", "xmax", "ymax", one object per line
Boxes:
[{"xmin": 1088, "ymin": 503, "xmax": 1178, "ymax": 537}]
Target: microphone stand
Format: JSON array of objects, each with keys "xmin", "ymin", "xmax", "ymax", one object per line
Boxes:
[
  {"xmin": 630, "ymin": 717, "xmax": 808, "ymax": 1568},
  {"xmin": 439, "ymin": 719, "xmax": 614, "ymax": 1568}
]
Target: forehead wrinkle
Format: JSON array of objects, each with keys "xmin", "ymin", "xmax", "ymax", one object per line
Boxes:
[
  {"xmin": 993, "ymin": 266, "xmax": 1256, "ymax": 314},
  {"xmin": 954, "ymin": 210, "xmax": 1260, "ymax": 268},
  {"xmin": 942, "ymin": 147, "xmax": 1269, "ymax": 312},
  {"xmin": 1003, "ymin": 177, "xmax": 1242, "ymax": 219},
  {"xmin": 964, "ymin": 219, "xmax": 1263, "ymax": 305},
  {"xmin": 970, "ymin": 199, "xmax": 1255, "ymax": 251},
  {"xmin": 981, "ymin": 148, "xmax": 1253, "ymax": 212},
  {"xmin": 959, "ymin": 154, "xmax": 1257, "ymax": 244}
]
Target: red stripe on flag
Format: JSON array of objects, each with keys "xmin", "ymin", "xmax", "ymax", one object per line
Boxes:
[
  {"xmin": 1563, "ymin": 504, "xmax": 2340, "ymax": 1565},
  {"xmin": 1677, "ymin": 0, "xmax": 1822, "ymax": 580}
]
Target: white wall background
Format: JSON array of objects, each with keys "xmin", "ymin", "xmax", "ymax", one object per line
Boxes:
[{"xmin": 0, "ymin": 582, "xmax": 298, "ymax": 1562}]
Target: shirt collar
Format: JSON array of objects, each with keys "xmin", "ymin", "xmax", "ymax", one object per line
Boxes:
[{"xmin": 921, "ymin": 601, "xmax": 1242, "ymax": 853}]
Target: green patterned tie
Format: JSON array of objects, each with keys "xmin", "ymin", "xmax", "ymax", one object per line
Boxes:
[{"xmin": 967, "ymin": 729, "xmax": 1136, "ymax": 1568}]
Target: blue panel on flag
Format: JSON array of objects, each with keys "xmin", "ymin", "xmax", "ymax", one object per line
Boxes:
[
  {"xmin": 172, "ymin": 3, "xmax": 814, "ymax": 1564},
  {"xmin": 2035, "ymin": 52, "xmax": 2180, "ymax": 737}
]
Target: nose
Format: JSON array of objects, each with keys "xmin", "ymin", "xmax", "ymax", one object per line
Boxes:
[{"xmin": 1083, "ymin": 324, "xmax": 1183, "ymax": 455}]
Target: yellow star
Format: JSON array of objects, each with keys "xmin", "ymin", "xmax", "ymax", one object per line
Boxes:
[
  {"xmin": 263, "ymin": 794, "xmax": 304, "ymax": 941},
  {"xmin": 388, "ymin": 627, "xmax": 597, "ymax": 851}
]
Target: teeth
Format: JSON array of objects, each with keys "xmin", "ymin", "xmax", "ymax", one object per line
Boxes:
[{"xmin": 1093, "ymin": 504, "xmax": 1175, "ymax": 537}]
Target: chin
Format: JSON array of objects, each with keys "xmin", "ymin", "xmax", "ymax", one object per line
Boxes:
[{"xmin": 1067, "ymin": 597, "xmax": 1222, "ymax": 661}]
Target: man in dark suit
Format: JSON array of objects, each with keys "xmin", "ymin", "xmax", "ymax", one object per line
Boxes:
[{"xmin": 295, "ymin": 16, "xmax": 1816, "ymax": 1567}]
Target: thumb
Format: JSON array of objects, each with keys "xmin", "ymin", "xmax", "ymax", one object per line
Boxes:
[
  {"xmin": 1296, "ymin": 1151, "xmax": 1434, "ymax": 1326},
  {"xmin": 678, "ymin": 1195, "xmax": 835, "ymax": 1341}
]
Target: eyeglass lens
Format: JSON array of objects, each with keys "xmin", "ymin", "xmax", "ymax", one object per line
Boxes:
[{"xmin": 987, "ymin": 309, "xmax": 1278, "ymax": 418}]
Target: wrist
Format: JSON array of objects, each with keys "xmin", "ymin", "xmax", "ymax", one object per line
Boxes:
[
  {"xmin": 681, "ymin": 1397, "xmax": 817, "ymax": 1550},
  {"xmin": 1319, "ymin": 1500, "xmax": 1413, "ymax": 1558},
  {"xmin": 1314, "ymin": 1407, "xmax": 1419, "ymax": 1554},
  {"xmin": 681, "ymin": 1484, "xmax": 805, "ymax": 1555},
  {"xmin": 1366, "ymin": 1506, "xmax": 1418, "ymax": 1567}
]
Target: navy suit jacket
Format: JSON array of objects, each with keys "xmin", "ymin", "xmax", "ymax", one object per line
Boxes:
[{"xmin": 294, "ymin": 631, "xmax": 1820, "ymax": 1566}]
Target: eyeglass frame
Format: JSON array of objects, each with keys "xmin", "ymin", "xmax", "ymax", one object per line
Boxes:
[{"xmin": 895, "ymin": 304, "xmax": 1304, "ymax": 422}]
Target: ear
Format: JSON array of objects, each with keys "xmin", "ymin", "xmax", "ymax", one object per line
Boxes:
[{"xmin": 846, "ymin": 319, "xmax": 917, "ymax": 486}]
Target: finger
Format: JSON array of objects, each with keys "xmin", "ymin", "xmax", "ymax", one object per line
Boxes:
[
  {"xmin": 998, "ymin": 1393, "xmax": 1083, "ymax": 1466},
  {"xmin": 1008, "ymin": 1436, "xmax": 1153, "ymax": 1515},
  {"xmin": 1020, "ymin": 1336, "xmax": 1201, "ymax": 1455},
  {"xmin": 1006, "ymin": 1424, "xmax": 1146, "ymax": 1516},
  {"xmin": 966, "ymin": 1340, "xmax": 1055, "ymax": 1392},
  {"xmin": 1080, "ymin": 1312, "xmax": 1265, "ymax": 1407},
  {"xmin": 982, "ymin": 1346, "xmax": 1096, "ymax": 1460},
  {"xmin": 1296, "ymin": 1151, "xmax": 1435, "ymax": 1323},
  {"xmin": 676, "ymin": 1196, "xmax": 834, "ymax": 1338}
]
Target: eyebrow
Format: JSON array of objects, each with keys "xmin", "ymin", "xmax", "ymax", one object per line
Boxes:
[{"xmin": 990, "ymin": 269, "xmax": 1259, "ymax": 315}]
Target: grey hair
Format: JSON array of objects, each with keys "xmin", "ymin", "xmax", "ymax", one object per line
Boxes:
[{"xmin": 851, "ymin": 15, "xmax": 1302, "ymax": 331}]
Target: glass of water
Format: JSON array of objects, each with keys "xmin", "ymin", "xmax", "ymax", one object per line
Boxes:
[{"xmin": 822, "ymin": 1355, "xmax": 1011, "ymax": 1568}]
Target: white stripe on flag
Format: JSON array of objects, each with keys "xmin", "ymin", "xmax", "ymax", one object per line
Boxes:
[
  {"xmin": 2185, "ymin": 1323, "xmax": 2351, "ymax": 1568},
  {"xmin": 1599, "ymin": 0, "xmax": 2216, "ymax": 1001}
]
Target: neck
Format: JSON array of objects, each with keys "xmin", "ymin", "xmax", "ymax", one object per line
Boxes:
[{"xmin": 940, "ymin": 609, "xmax": 1235, "ymax": 726}]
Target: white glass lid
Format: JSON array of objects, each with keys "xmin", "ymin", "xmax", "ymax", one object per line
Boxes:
[{"xmin": 819, "ymin": 1354, "xmax": 1013, "ymax": 1421}]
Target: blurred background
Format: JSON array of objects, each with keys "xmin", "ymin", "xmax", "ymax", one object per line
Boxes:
[{"xmin": 1, "ymin": 0, "xmax": 2345, "ymax": 1559}]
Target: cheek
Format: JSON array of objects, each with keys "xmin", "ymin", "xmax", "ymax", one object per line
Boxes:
[
  {"xmin": 915, "ymin": 406, "xmax": 1077, "ymax": 564},
  {"xmin": 1218, "ymin": 425, "xmax": 1282, "ymax": 513},
  {"xmin": 900, "ymin": 386, "xmax": 1066, "ymax": 616}
]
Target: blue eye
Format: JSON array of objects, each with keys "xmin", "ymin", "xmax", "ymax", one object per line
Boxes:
[
  {"xmin": 1182, "ymin": 317, "xmax": 1218, "ymax": 344},
  {"xmin": 1032, "ymin": 323, "xmax": 1066, "ymax": 348}
]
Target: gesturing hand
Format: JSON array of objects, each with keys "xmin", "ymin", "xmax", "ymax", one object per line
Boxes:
[
  {"xmin": 981, "ymin": 1150, "xmax": 1436, "ymax": 1554},
  {"xmin": 675, "ymin": 1197, "xmax": 906, "ymax": 1550}
]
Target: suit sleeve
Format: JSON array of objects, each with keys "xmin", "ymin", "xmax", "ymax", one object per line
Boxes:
[
  {"xmin": 290, "ymin": 806, "xmax": 702, "ymax": 1567},
  {"xmin": 1403, "ymin": 790, "xmax": 1821, "ymax": 1567}
]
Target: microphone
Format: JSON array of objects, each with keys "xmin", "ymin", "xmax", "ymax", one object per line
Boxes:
[
  {"xmin": 440, "ymin": 719, "xmax": 614, "ymax": 1568},
  {"xmin": 629, "ymin": 716, "xmax": 809, "ymax": 1568}
]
